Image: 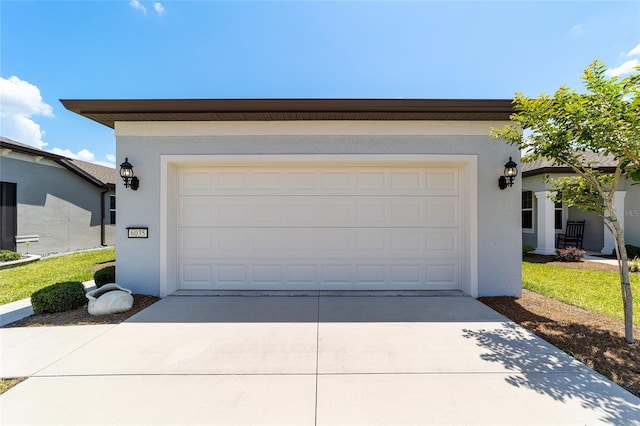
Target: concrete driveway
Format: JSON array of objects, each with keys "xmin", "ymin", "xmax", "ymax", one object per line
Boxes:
[{"xmin": 1, "ymin": 293, "xmax": 639, "ymax": 425}]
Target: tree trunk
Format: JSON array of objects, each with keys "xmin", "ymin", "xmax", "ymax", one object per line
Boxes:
[{"xmin": 610, "ymin": 218, "xmax": 634, "ymax": 343}]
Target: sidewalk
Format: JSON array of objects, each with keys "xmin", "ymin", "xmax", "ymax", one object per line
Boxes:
[{"xmin": 584, "ymin": 253, "xmax": 620, "ymax": 266}]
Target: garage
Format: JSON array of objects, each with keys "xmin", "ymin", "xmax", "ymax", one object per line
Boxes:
[
  {"xmin": 176, "ymin": 161, "xmax": 464, "ymax": 291},
  {"xmin": 63, "ymin": 98, "xmax": 521, "ymax": 298}
]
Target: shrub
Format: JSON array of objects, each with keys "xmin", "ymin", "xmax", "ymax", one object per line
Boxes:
[
  {"xmin": 94, "ymin": 265, "xmax": 115, "ymax": 288},
  {"xmin": 31, "ymin": 281, "xmax": 86, "ymax": 314},
  {"xmin": 555, "ymin": 247, "xmax": 585, "ymax": 262},
  {"xmin": 614, "ymin": 244, "xmax": 640, "ymax": 260},
  {"xmin": 630, "ymin": 258, "xmax": 640, "ymax": 273},
  {"xmin": 522, "ymin": 244, "xmax": 535, "ymax": 255},
  {"xmin": 625, "ymin": 245, "xmax": 640, "ymax": 259},
  {"xmin": 0, "ymin": 250, "xmax": 22, "ymax": 262}
]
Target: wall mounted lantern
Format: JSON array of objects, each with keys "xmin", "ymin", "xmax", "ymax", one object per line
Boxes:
[
  {"xmin": 498, "ymin": 157, "xmax": 518, "ymax": 190},
  {"xmin": 119, "ymin": 157, "xmax": 139, "ymax": 190}
]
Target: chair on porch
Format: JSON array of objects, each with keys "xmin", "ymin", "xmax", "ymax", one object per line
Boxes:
[{"xmin": 556, "ymin": 220, "xmax": 585, "ymax": 249}]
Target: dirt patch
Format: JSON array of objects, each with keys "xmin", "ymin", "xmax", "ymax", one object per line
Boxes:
[
  {"xmin": 91, "ymin": 261, "xmax": 116, "ymax": 271},
  {"xmin": 480, "ymin": 290, "xmax": 640, "ymax": 398},
  {"xmin": 3, "ymin": 294, "xmax": 159, "ymax": 328}
]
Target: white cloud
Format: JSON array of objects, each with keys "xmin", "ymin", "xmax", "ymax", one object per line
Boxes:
[
  {"xmin": 605, "ymin": 59, "xmax": 639, "ymax": 77},
  {"xmin": 154, "ymin": 2, "xmax": 165, "ymax": 15},
  {"xmin": 49, "ymin": 147, "xmax": 115, "ymax": 167},
  {"xmin": 570, "ymin": 25, "xmax": 583, "ymax": 38},
  {"xmin": 0, "ymin": 76, "xmax": 53, "ymax": 149},
  {"xmin": 626, "ymin": 43, "xmax": 640, "ymax": 57},
  {"xmin": 130, "ymin": 1, "xmax": 165, "ymax": 16},
  {"xmin": 130, "ymin": 0, "xmax": 146, "ymax": 14},
  {"xmin": 50, "ymin": 147, "xmax": 88, "ymax": 160},
  {"xmin": 78, "ymin": 149, "xmax": 97, "ymax": 162}
]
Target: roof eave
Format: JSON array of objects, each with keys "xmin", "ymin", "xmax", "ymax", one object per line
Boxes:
[
  {"xmin": 60, "ymin": 98, "xmax": 515, "ymax": 129},
  {"xmin": 523, "ymin": 166, "xmax": 618, "ymax": 178},
  {"xmin": 0, "ymin": 140, "xmax": 66, "ymax": 161}
]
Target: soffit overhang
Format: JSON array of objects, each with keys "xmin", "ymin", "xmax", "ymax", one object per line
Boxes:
[{"xmin": 60, "ymin": 98, "xmax": 514, "ymax": 129}]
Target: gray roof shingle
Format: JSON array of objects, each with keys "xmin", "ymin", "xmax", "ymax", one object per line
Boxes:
[
  {"xmin": 0, "ymin": 136, "xmax": 115, "ymax": 187},
  {"xmin": 522, "ymin": 151, "xmax": 618, "ymax": 176}
]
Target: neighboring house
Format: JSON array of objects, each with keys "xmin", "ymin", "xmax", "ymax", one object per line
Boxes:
[
  {"xmin": 521, "ymin": 152, "xmax": 640, "ymax": 255},
  {"xmin": 0, "ymin": 136, "xmax": 116, "ymax": 256},
  {"xmin": 62, "ymin": 98, "xmax": 521, "ymax": 298}
]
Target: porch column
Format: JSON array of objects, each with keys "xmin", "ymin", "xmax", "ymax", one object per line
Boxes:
[
  {"xmin": 601, "ymin": 191, "xmax": 626, "ymax": 255},
  {"xmin": 534, "ymin": 191, "xmax": 556, "ymax": 255}
]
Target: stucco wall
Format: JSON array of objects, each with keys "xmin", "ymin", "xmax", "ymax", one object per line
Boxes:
[
  {"xmin": 115, "ymin": 121, "xmax": 521, "ymax": 298},
  {"xmin": 623, "ymin": 178, "xmax": 640, "ymax": 249},
  {"xmin": 567, "ymin": 207, "xmax": 603, "ymax": 252},
  {"xmin": 0, "ymin": 156, "xmax": 115, "ymax": 256}
]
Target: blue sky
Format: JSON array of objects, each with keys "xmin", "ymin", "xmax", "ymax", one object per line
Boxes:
[{"xmin": 1, "ymin": 1, "xmax": 639, "ymax": 168}]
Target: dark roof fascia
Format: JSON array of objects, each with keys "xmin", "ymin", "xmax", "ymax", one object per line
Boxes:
[
  {"xmin": 60, "ymin": 98, "xmax": 514, "ymax": 129},
  {"xmin": 0, "ymin": 138, "xmax": 66, "ymax": 161},
  {"xmin": 523, "ymin": 166, "xmax": 618, "ymax": 178}
]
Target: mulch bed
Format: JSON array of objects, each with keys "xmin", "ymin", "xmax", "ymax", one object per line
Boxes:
[
  {"xmin": 2, "ymin": 294, "xmax": 160, "ymax": 328},
  {"xmin": 482, "ymin": 253, "xmax": 639, "ymax": 398},
  {"xmin": 523, "ymin": 253, "xmax": 621, "ymax": 272},
  {"xmin": 480, "ymin": 290, "xmax": 639, "ymax": 398}
]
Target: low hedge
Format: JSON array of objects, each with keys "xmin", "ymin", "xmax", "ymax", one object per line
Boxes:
[
  {"xmin": 0, "ymin": 250, "xmax": 22, "ymax": 262},
  {"xmin": 614, "ymin": 244, "xmax": 640, "ymax": 260},
  {"xmin": 93, "ymin": 265, "xmax": 115, "ymax": 288},
  {"xmin": 626, "ymin": 245, "xmax": 640, "ymax": 259},
  {"xmin": 31, "ymin": 281, "xmax": 86, "ymax": 314}
]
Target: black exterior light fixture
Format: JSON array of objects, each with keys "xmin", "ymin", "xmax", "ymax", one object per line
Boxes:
[
  {"xmin": 119, "ymin": 157, "xmax": 139, "ymax": 190},
  {"xmin": 498, "ymin": 157, "xmax": 518, "ymax": 190}
]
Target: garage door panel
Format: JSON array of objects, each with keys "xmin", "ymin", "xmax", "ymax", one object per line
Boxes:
[
  {"xmin": 426, "ymin": 170, "xmax": 459, "ymax": 194},
  {"xmin": 179, "ymin": 227, "xmax": 459, "ymax": 259},
  {"xmin": 181, "ymin": 264, "xmax": 212, "ymax": 287},
  {"xmin": 178, "ymin": 196, "xmax": 460, "ymax": 227},
  {"xmin": 179, "ymin": 260, "xmax": 459, "ymax": 290},
  {"xmin": 180, "ymin": 199, "xmax": 212, "ymax": 224},
  {"xmin": 177, "ymin": 164, "xmax": 463, "ymax": 291},
  {"xmin": 179, "ymin": 167, "xmax": 459, "ymax": 196}
]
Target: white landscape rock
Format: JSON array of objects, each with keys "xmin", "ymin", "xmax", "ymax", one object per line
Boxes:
[{"xmin": 86, "ymin": 284, "xmax": 134, "ymax": 316}]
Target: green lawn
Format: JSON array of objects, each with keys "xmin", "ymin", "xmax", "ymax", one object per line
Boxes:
[
  {"xmin": 0, "ymin": 248, "xmax": 115, "ymax": 305},
  {"xmin": 522, "ymin": 261, "xmax": 640, "ymax": 325}
]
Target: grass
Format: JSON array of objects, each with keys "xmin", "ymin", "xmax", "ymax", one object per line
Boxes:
[
  {"xmin": 522, "ymin": 261, "xmax": 640, "ymax": 325},
  {"xmin": 0, "ymin": 248, "xmax": 115, "ymax": 305}
]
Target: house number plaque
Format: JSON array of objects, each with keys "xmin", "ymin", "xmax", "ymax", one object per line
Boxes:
[{"xmin": 127, "ymin": 227, "xmax": 148, "ymax": 239}]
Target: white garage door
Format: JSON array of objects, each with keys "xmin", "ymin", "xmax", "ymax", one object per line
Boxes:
[{"xmin": 177, "ymin": 164, "xmax": 462, "ymax": 290}]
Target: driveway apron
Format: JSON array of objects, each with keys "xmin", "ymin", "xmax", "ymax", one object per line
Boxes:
[{"xmin": 1, "ymin": 294, "xmax": 639, "ymax": 425}]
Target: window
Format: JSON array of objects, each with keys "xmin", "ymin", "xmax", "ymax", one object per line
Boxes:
[
  {"xmin": 109, "ymin": 195, "xmax": 116, "ymax": 225},
  {"xmin": 522, "ymin": 191, "xmax": 533, "ymax": 231},
  {"xmin": 1, "ymin": 182, "xmax": 18, "ymax": 251},
  {"xmin": 554, "ymin": 198, "xmax": 563, "ymax": 230}
]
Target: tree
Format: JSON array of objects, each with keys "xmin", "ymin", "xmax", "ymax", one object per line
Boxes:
[{"xmin": 492, "ymin": 60, "xmax": 639, "ymax": 343}]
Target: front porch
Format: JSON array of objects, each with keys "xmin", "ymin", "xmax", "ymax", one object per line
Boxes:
[{"xmin": 530, "ymin": 190, "xmax": 626, "ymax": 255}]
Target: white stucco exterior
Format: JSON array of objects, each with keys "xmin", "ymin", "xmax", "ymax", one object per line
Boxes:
[{"xmin": 113, "ymin": 120, "xmax": 521, "ymax": 298}]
